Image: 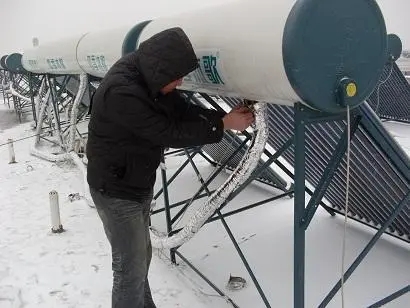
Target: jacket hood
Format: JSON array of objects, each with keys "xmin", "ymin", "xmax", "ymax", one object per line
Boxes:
[{"xmin": 136, "ymin": 27, "xmax": 199, "ymax": 97}]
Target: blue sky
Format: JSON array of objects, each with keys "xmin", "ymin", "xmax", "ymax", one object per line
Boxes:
[{"xmin": 0, "ymin": 0, "xmax": 408, "ymax": 54}]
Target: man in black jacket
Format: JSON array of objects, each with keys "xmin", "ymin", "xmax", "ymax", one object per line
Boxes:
[{"xmin": 86, "ymin": 27, "xmax": 254, "ymax": 308}]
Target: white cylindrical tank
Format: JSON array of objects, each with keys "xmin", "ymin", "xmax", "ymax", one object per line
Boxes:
[
  {"xmin": 77, "ymin": 27, "xmax": 131, "ymax": 78},
  {"xmin": 77, "ymin": 21, "xmax": 151, "ymax": 78},
  {"xmin": 22, "ymin": 34, "xmax": 87, "ymax": 74},
  {"xmin": 138, "ymin": 0, "xmax": 297, "ymax": 103},
  {"xmin": 137, "ymin": 0, "xmax": 390, "ymax": 113},
  {"xmin": 19, "ymin": 0, "xmax": 393, "ymax": 113}
]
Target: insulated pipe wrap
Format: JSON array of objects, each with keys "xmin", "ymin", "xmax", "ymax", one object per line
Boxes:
[
  {"xmin": 150, "ymin": 102, "xmax": 269, "ymax": 249},
  {"xmin": 68, "ymin": 74, "xmax": 88, "ymax": 152}
]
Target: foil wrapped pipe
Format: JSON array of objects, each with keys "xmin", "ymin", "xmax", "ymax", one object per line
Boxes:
[
  {"xmin": 64, "ymin": 97, "xmax": 73, "ymax": 125},
  {"xmin": 70, "ymin": 151, "xmax": 94, "ymax": 208},
  {"xmin": 49, "ymin": 78, "xmax": 65, "ymax": 148},
  {"xmin": 33, "ymin": 90, "xmax": 51, "ymax": 144},
  {"xmin": 35, "ymin": 79, "xmax": 47, "ymax": 121},
  {"xmin": 68, "ymin": 74, "xmax": 88, "ymax": 152},
  {"xmin": 150, "ymin": 102, "xmax": 269, "ymax": 249}
]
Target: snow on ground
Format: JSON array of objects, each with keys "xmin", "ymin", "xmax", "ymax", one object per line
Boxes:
[
  {"xmin": 0, "ymin": 102, "xmax": 227, "ymax": 308},
  {"xmin": 0, "ymin": 100, "xmax": 409, "ymax": 308}
]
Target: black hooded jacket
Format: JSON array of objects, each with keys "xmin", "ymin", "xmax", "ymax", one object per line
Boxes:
[{"xmin": 86, "ymin": 27, "xmax": 225, "ymax": 201}]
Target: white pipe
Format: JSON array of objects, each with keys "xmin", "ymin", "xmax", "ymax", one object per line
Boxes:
[
  {"xmin": 48, "ymin": 78, "xmax": 65, "ymax": 148},
  {"xmin": 70, "ymin": 151, "xmax": 94, "ymax": 208},
  {"xmin": 9, "ymin": 84, "xmax": 32, "ymax": 103},
  {"xmin": 68, "ymin": 74, "xmax": 88, "ymax": 152},
  {"xmin": 30, "ymin": 147, "xmax": 70, "ymax": 162},
  {"xmin": 34, "ymin": 90, "xmax": 51, "ymax": 143},
  {"xmin": 49, "ymin": 190, "xmax": 64, "ymax": 233},
  {"xmin": 39, "ymin": 78, "xmax": 46, "ymax": 95},
  {"xmin": 149, "ymin": 102, "xmax": 269, "ymax": 249},
  {"xmin": 65, "ymin": 75, "xmax": 94, "ymax": 208},
  {"xmin": 8, "ymin": 139, "xmax": 16, "ymax": 164},
  {"xmin": 35, "ymin": 79, "xmax": 47, "ymax": 122},
  {"xmin": 0, "ymin": 81, "xmax": 10, "ymax": 90},
  {"xmin": 34, "ymin": 95, "xmax": 41, "ymax": 123},
  {"xmin": 64, "ymin": 98, "xmax": 72, "ymax": 124}
]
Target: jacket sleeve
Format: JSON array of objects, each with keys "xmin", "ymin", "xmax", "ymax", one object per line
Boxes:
[
  {"xmin": 170, "ymin": 91, "xmax": 227, "ymax": 121},
  {"xmin": 108, "ymin": 89, "xmax": 225, "ymax": 148}
]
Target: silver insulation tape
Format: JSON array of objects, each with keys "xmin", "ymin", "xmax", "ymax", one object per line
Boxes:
[{"xmin": 68, "ymin": 73, "xmax": 88, "ymax": 152}]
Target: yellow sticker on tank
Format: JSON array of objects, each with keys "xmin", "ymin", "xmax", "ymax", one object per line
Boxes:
[{"xmin": 346, "ymin": 83, "xmax": 357, "ymax": 97}]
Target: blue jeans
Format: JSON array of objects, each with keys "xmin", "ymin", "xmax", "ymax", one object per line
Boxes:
[{"xmin": 90, "ymin": 187, "xmax": 156, "ymax": 308}]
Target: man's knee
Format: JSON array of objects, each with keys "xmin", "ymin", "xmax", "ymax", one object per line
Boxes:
[{"xmin": 112, "ymin": 249, "xmax": 148, "ymax": 282}]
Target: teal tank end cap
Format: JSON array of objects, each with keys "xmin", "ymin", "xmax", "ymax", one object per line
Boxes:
[
  {"xmin": 387, "ymin": 34, "xmax": 402, "ymax": 62},
  {"xmin": 122, "ymin": 20, "xmax": 152, "ymax": 56},
  {"xmin": 1, "ymin": 55, "xmax": 8, "ymax": 70},
  {"xmin": 5, "ymin": 53, "xmax": 27, "ymax": 74},
  {"xmin": 283, "ymin": 0, "xmax": 388, "ymax": 113}
]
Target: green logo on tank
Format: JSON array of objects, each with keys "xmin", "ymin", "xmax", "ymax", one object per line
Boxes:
[
  {"xmin": 201, "ymin": 55, "xmax": 224, "ymax": 85},
  {"xmin": 28, "ymin": 59, "xmax": 38, "ymax": 67},
  {"xmin": 46, "ymin": 58, "xmax": 66, "ymax": 70},
  {"xmin": 183, "ymin": 51, "xmax": 225, "ymax": 88},
  {"xmin": 87, "ymin": 55, "xmax": 108, "ymax": 73}
]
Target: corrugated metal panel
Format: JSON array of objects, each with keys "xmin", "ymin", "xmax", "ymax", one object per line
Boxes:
[
  {"xmin": 367, "ymin": 63, "xmax": 410, "ymax": 123},
  {"xmin": 212, "ymin": 96, "xmax": 409, "ymax": 242}
]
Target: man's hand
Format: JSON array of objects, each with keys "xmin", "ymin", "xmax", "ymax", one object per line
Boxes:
[{"xmin": 222, "ymin": 106, "xmax": 255, "ymax": 131}]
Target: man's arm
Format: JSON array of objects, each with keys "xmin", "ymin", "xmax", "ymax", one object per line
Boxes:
[
  {"xmin": 108, "ymin": 89, "xmax": 224, "ymax": 149},
  {"xmin": 163, "ymin": 90, "xmax": 226, "ymax": 122}
]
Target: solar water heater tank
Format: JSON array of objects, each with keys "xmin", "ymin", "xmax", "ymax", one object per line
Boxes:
[
  {"xmin": 137, "ymin": 0, "xmax": 394, "ymax": 113},
  {"xmin": 5, "ymin": 53, "xmax": 27, "ymax": 74},
  {"xmin": 20, "ymin": 0, "xmax": 399, "ymax": 114},
  {"xmin": 76, "ymin": 22, "xmax": 150, "ymax": 78},
  {"xmin": 22, "ymin": 34, "xmax": 87, "ymax": 75}
]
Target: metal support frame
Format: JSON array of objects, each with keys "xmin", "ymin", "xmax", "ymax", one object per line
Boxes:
[
  {"xmin": 293, "ymin": 103, "xmax": 307, "ymax": 307},
  {"xmin": 318, "ymin": 191, "xmax": 410, "ymax": 307},
  {"xmin": 8, "ymin": 72, "xmax": 36, "ymax": 122},
  {"xmin": 152, "ymin": 100, "xmax": 295, "ymax": 307},
  {"xmin": 155, "ymin": 146, "xmax": 293, "ymax": 306},
  {"xmin": 21, "ymin": 73, "xmax": 92, "ymax": 149},
  {"xmin": 46, "ymin": 75, "xmax": 64, "ymax": 145},
  {"xmin": 153, "ymin": 95, "xmax": 409, "ymax": 308},
  {"xmin": 293, "ymin": 102, "xmax": 409, "ymax": 308},
  {"xmin": 367, "ymin": 285, "xmax": 410, "ymax": 308}
]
